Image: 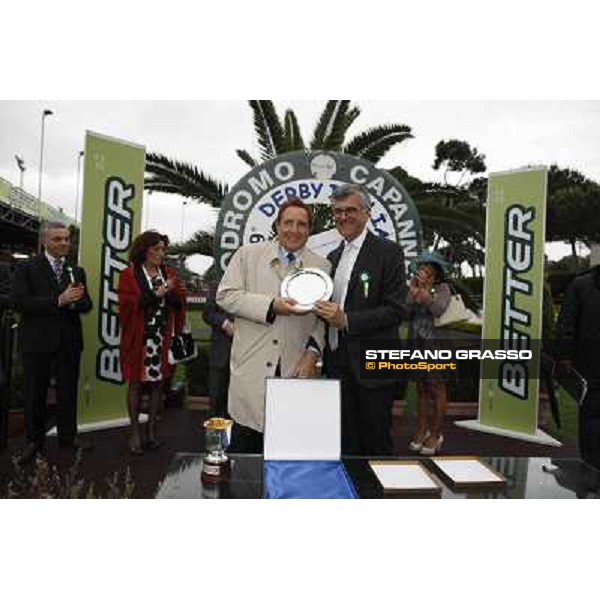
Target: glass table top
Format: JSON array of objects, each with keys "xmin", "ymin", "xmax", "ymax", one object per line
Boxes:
[{"xmin": 155, "ymin": 454, "xmax": 600, "ymax": 499}]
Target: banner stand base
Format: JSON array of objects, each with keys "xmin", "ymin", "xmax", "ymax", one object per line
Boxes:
[
  {"xmin": 455, "ymin": 419, "xmax": 562, "ymax": 447},
  {"xmin": 47, "ymin": 415, "xmax": 147, "ymax": 436}
]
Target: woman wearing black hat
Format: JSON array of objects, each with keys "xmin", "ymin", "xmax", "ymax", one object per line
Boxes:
[{"xmin": 406, "ymin": 253, "xmax": 451, "ymax": 455}]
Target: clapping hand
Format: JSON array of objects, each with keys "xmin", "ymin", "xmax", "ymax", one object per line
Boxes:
[
  {"xmin": 59, "ymin": 283, "xmax": 85, "ymax": 307},
  {"xmin": 409, "ymin": 276, "xmax": 431, "ymax": 304},
  {"xmin": 155, "ymin": 278, "xmax": 174, "ymax": 298}
]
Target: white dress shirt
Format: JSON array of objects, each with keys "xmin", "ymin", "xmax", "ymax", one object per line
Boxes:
[{"xmin": 329, "ymin": 227, "xmax": 368, "ymax": 349}]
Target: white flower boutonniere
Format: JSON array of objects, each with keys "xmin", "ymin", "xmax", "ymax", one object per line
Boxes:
[{"xmin": 359, "ymin": 272, "xmax": 371, "ymax": 298}]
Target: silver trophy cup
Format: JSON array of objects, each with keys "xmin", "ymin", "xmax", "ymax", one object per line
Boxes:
[{"xmin": 202, "ymin": 418, "xmax": 233, "ymax": 483}]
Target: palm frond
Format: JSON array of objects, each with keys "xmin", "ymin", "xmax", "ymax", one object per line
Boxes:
[
  {"xmin": 248, "ymin": 100, "xmax": 285, "ymax": 160},
  {"xmin": 358, "ymin": 131, "xmax": 414, "ymax": 164},
  {"xmin": 416, "ymin": 201, "xmax": 485, "ymax": 246},
  {"xmin": 249, "ymin": 100, "xmax": 274, "ymax": 159},
  {"xmin": 343, "ymin": 106, "xmax": 361, "ymax": 132},
  {"xmin": 145, "ymin": 153, "xmax": 228, "ymax": 206},
  {"xmin": 385, "ymin": 166, "xmax": 426, "ymax": 197},
  {"xmin": 284, "ymin": 110, "xmax": 305, "ymax": 151},
  {"xmin": 344, "ymin": 124, "xmax": 412, "ymax": 157},
  {"xmin": 322, "ymin": 100, "xmax": 352, "ymax": 150},
  {"xmin": 236, "ymin": 149, "xmax": 258, "ymax": 168},
  {"xmin": 260, "ymin": 101, "xmax": 286, "ymax": 155},
  {"xmin": 166, "ymin": 231, "xmax": 215, "ymax": 258},
  {"xmin": 309, "ymin": 101, "xmax": 338, "ymax": 149}
]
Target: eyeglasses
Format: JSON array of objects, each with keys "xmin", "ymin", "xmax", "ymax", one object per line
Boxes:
[{"xmin": 333, "ymin": 206, "xmax": 361, "ymax": 218}]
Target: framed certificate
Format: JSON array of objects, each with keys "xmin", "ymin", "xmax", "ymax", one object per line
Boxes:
[
  {"xmin": 281, "ymin": 268, "xmax": 333, "ymax": 312},
  {"xmin": 369, "ymin": 460, "xmax": 443, "ymax": 498},
  {"xmin": 428, "ymin": 456, "xmax": 506, "ymax": 492}
]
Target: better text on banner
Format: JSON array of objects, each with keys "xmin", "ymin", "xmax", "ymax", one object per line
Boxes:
[
  {"xmin": 478, "ymin": 167, "xmax": 547, "ymax": 435},
  {"xmin": 78, "ymin": 131, "xmax": 145, "ymax": 425}
]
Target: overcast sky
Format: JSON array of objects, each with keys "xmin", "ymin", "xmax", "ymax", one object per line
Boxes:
[{"xmin": 1, "ymin": 100, "xmax": 599, "ymax": 272}]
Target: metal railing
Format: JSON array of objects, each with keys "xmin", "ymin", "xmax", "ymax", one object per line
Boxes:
[{"xmin": 0, "ymin": 176, "xmax": 75, "ymax": 227}]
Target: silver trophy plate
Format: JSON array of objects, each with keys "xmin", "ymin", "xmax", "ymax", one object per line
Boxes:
[{"xmin": 281, "ymin": 268, "xmax": 333, "ymax": 312}]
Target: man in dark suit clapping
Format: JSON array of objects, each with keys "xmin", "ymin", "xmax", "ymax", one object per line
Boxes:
[
  {"xmin": 12, "ymin": 222, "xmax": 92, "ymax": 463},
  {"xmin": 315, "ymin": 184, "xmax": 406, "ymax": 456}
]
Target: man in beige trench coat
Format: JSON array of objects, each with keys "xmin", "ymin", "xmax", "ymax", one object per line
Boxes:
[{"xmin": 217, "ymin": 198, "xmax": 331, "ymax": 453}]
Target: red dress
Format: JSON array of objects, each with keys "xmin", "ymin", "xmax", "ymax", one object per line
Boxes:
[{"xmin": 118, "ymin": 264, "xmax": 186, "ymax": 382}]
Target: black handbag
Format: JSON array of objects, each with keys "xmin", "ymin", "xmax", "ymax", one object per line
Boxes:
[{"xmin": 168, "ymin": 330, "xmax": 197, "ymax": 365}]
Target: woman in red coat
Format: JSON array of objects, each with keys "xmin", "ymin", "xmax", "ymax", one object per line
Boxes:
[{"xmin": 118, "ymin": 231, "xmax": 186, "ymax": 455}]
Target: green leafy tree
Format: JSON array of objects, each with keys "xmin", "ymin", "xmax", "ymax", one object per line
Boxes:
[
  {"xmin": 432, "ymin": 139, "xmax": 486, "ymax": 187},
  {"xmin": 546, "ymin": 165, "xmax": 600, "ymax": 257},
  {"xmin": 392, "ymin": 141, "xmax": 487, "ymax": 274}
]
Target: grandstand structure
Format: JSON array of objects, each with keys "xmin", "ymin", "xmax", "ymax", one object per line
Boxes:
[{"xmin": 0, "ymin": 176, "xmax": 75, "ymax": 256}]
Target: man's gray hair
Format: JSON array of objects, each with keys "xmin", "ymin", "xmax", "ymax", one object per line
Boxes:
[
  {"xmin": 41, "ymin": 221, "xmax": 69, "ymax": 239},
  {"xmin": 329, "ymin": 183, "xmax": 371, "ymax": 210},
  {"xmin": 41, "ymin": 221, "xmax": 68, "ymax": 234}
]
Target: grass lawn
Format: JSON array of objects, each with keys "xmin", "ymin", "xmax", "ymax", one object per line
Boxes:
[{"xmin": 187, "ymin": 308, "xmax": 211, "ymax": 342}]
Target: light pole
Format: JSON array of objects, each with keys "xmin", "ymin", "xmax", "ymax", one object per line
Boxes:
[
  {"xmin": 75, "ymin": 150, "xmax": 84, "ymax": 223},
  {"xmin": 37, "ymin": 108, "xmax": 53, "ymax": 219},
  {"xmin": 181, "ymin": 199, "xmax": 188, "ymax": 242},
  {"xmin": 144, "ymin": 191, "xmax": 151, "ymax": 229},
  {"xmin": 15, "ymin": 155, "xmax": 26, "ymax": 189}
]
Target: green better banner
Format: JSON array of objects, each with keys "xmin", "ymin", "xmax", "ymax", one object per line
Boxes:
[
  {"xmin": 479, "ymin": 167, "xmax": 547, "ymax": 435},
  {"xmin": 78, "ymin": 131, "xmax": 145, "ymax": 425}
]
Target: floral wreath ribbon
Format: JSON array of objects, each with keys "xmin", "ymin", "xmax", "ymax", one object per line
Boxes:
[{"xmin": 359, "ymin": 271, "xmax": 371, "ymax": 298}]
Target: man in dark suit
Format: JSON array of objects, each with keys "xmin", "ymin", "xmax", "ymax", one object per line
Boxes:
[
  {"xmin": 0, "ymin": 258, "xmax": 12, "ymax": 308},
  {"xmin": 315, "ymin": 184, "xmax": 406, "ymax": 456},
  {"xmin": 1, "ymin": 257, "xmax": 14, "ymax": 448},
  {"xmin": 556, "ymin": 265, "xmax": 600, "ymax": 469},
  {"xmin": 12, "ymin": 222, "xmax": 92, "ymax": 463},
  {"xmin": 202, "ymin": 281, "xmax": 234, "ymax": 417}
]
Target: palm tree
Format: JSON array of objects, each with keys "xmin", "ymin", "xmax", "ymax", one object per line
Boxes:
[
  {"xmin": 144, "ymin": 100, "xmax": 414, "ymax": 260},
  {"xmin": 144, "ymin": 154, "xmax": 228, "ymax": 207},
  {"xmin": 387, "ymin": 165, "xmax": 487, "ymax": 274},
  {"xmin": 235, "ymin": 100, "xmax": 413, "ymax": 167},
  {"xmin": 166, "ymin": 230, "xmax": 214, "ymax": 257}
]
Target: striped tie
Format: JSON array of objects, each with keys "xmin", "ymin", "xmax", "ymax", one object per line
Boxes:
[{"xmin": 52, "ymin": 257, "xmax": 63, "ymax": 282}]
